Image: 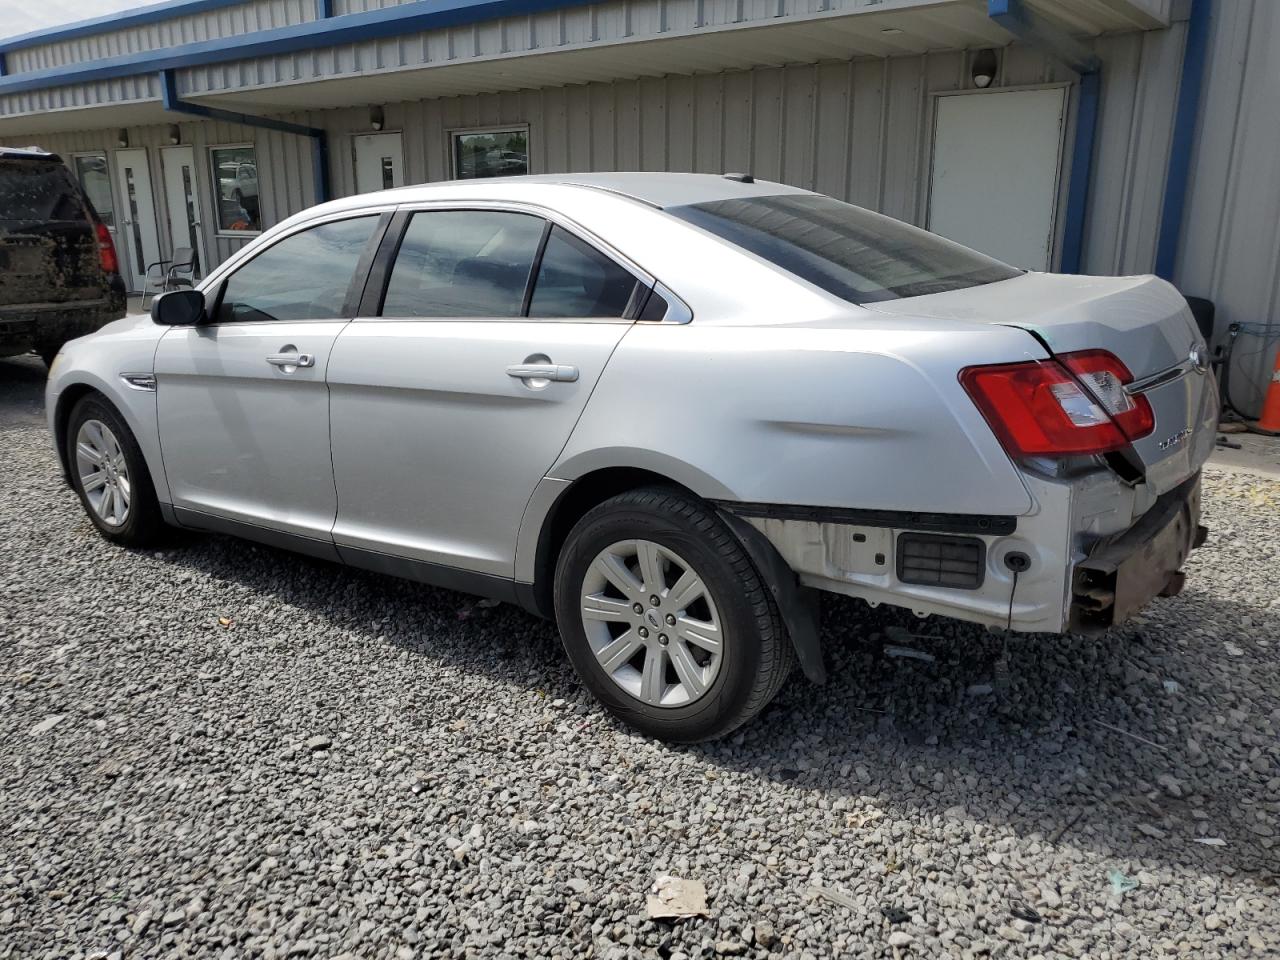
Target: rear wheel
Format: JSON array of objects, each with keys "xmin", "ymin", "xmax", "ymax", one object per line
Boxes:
[
  {"xmin": 65, "ymin": 395, "xmax": 166, "ymax": 547},
  {"xmin": 553, "ymin": 487, "xmax": 791, "ymax": 742}
]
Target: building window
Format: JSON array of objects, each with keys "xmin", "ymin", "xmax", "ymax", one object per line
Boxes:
[
  {"xmin": 451, "ymin": 127, "xmax": 529, "ymax": 180},
  {"xmin": 71, "ymin": 153, "xmax": 114, "ymax": 229},
  {"xmin": 210, "ymin": 145, "xmax": 261, "ymax": 233}
]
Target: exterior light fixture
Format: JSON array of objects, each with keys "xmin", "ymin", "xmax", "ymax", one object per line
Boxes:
[
  {"xmin": 971, "ymin": 48, "xmax": 999, "ymax": 88},
  {"xmin": 370, "ymin": 106, "xmax": 385, "ymax": 131},
  {"xmin": 116, "ymin": 128, "xmax": 129, "ymax": 148},
  {"xmin": 167, "ymin": 124, "xmax": 181, "ymax": 145}
]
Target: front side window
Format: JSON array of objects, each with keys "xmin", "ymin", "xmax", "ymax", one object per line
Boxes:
[
  {"xmin": 216, "ymin": 216, "xmax": 378, "ymax": 323},
  {"xmin": 210, "ymin": 145, "xmax": 261, "ymax": 233},
  {"xmin": 72, "ymin": 154, "xmax": 114, "ymax": 228},
  {"xmin": 528, "ymin": 226, "xmax": 639, "ymax": 318},
  {"xmin": 667, "ymin": 194, "xmax": 1021, "ymax": 303},
  {"xmin": 452, "ymin": 128, "xmax": 529, "ymax": 180},
  {"xmin": 382, "ymin": 210, "xmax": 545, "ymax": 317}
]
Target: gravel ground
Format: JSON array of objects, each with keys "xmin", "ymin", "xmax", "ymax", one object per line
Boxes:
[{"xmin": 2, "ymin": 353, "xmax": 1278, "ymax": 959}]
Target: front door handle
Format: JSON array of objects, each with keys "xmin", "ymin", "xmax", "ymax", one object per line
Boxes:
[
  {"xmin": 266, "ymin": 353, "xmax": 315, "ymax": 370},
  {"xmin": 506, "ymin": 363, "xmax": 578, "ymax": 383}
]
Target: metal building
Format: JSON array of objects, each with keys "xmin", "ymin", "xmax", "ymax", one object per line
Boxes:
[{"xmin": 0, "ymin": 0, "xmax": 1275, "ymax": 409}]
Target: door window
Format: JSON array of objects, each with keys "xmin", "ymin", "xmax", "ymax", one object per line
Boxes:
[
  {"xmin": 216, "ymin": 216, "xmax": 378, "ymax": 323},
  {"xmin": 72, "ymin": 154, "xmax": 115, "ymax": 228},
  {"xmin": 381, "ymin": 210, "xmax": 544, "ymax": 318},
  {"xmin": 528, "ymin": 226, "xmax": 639, "ymax": 318}
]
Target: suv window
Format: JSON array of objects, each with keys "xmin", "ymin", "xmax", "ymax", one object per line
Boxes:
[
  {"xmin": 382, "ymin": 210, "xmax": 544, "ymax": 317},
  {"xmin": 667, "ymin": 194, "xmax": 1020, "ymax": 303},
  {"xmin": 528, "ymin": 226, "xmax": 639, "ymax": 318},
  {"xmin": 216, "ymin": 216, "xmax": 378, "ymax": 323},
  {"xmin": 0, "ymin": 159, "xmax": 86, "ymax": 222}
]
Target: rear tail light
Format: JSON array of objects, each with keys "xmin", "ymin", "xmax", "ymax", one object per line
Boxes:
[
  {"xmin": 960, "ymin": 350, "xmax": 1154, "ymax": 458},
  {"xmin": 1058, "ymin": 349, "xmax": 1155, "ymax": 441},
  {"xmin": 94, "ymin": 221, "xmax": 119, "ymax": 275}
]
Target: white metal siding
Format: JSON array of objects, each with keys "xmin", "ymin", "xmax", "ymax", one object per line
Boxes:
[
  {"xmin": 1175, "ymin": 0, "xmax": 1280, "ymax": 412},
  {"xmin": 5, "ymin": 0, "xmax": 318, "ymax": 74}
]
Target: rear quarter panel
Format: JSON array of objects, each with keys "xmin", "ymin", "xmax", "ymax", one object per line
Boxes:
[{"xmin": 551, "ymin": 317, "xmax": 1046, "ymax": 516}]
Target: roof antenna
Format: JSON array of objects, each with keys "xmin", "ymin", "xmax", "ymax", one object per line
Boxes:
[{"xmin": 723, "ymin": 172, "xmax": 754, "ymax": 183}]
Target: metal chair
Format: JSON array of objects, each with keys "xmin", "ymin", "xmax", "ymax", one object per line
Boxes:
[{"xmin": 143, "ymin": 247, "xmax": 198, "ymax": 307}]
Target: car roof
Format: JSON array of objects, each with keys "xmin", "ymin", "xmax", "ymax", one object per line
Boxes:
[
  {"xmin": 369, "ymin": 172, "xmax": 811, "ymax": 210},
  {"xmin": 0, "ymin": 145, "xmax": 62, "ymax": 163}
]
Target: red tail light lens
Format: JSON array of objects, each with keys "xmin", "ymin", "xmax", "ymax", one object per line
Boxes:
[
  {"xmin": 960, "ymin": 350, "xmax": 1154, "ymax": 458},
  {"xmin": 1058, "ymin": 349, "xmax": 1155, "ymax": 442},
  {"xmin": 94, "ymin": 221, "xmax": 119, "ymax": 275}
]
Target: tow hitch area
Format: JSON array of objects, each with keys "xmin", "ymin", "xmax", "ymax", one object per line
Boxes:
[{"xmin": 1070, "ymin": 475, "xmax": 1205, "ymax": 632}]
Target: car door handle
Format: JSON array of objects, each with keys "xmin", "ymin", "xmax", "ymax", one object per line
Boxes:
[
  {"xmin": 506, "ymin": 363, "xmax": 578, "ymax": 383},
  {"xmin": 266, "ymin": 353, "xmax": 315, "ymax": 369}
]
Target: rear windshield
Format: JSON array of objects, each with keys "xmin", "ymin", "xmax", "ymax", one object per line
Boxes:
[
  {"xmin": 667, "ymin": 194, "xmax": 1021, "ymax": 303},
  {"xmin": 0, "ymin": 160, "xmax": 86, "ymax": 223}
]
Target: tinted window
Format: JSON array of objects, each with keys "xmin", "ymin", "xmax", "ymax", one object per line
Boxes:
[
  {"xmin": 667, "ymin": 194, "xmax": 1021, "ymax": 303},
  {"xmin": 381, "ymin": 210, "xmax": 544, "ymax": 317},
  {"xmin": 216, "ymin": 216, "xmax": 377, "ymax": 323},
  {"xmin": 528, "ymin": 226, "xmax": 638, "ymax": 318},
  {"xmin": 0, "ymin": 160, "xmax": 85, "ymax": 223},
  {"xmin": 211, "ymin": 145, "xmax": 261, "ymax": 232}
]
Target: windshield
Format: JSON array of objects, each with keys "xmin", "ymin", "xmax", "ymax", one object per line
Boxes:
[{"xmin": 667, "ymin": 193, "xmax": 1021, "ymax": 303}]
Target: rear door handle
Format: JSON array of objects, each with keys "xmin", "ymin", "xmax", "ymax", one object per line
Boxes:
[
  {"xmin": 506, "ymin": 363, "xmax": 578, "ymax": 383},
  {"xmin": 266, "ymin": 353, "xmax": 315, "ymax": 369}
]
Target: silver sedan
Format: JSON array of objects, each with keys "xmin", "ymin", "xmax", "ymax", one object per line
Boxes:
[{"xmin": 46, "ymin": 173, "xmax": 1217, "ymax": 741}]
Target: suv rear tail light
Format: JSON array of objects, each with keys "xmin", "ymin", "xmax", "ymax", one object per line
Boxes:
[
  {"xmin": 94, "ymin": 221, "xmax": 119, "ymax": 275},
  {"xmin": 960, "ymin": 350, "xmax": 1154, "ymax": 458}
]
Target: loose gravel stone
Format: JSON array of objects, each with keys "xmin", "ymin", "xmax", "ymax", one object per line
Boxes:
[{"xmin": 2, "ymin": 354, "xmax": 1279, "ymax": 959}]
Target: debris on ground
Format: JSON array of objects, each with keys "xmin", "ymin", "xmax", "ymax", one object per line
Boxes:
[
  {"xmin": 884, "ymin": 644, "xmax": 936, "ymax": 663},
  {"xmin": 880, "ymin": 904, "xmax": 910, "ymax": 924},
  {"xmin": 1193, "ymin": 837, "xmax": 1227, "ymax": 846},
  {"xmin": 645, "ymin": 876, "xmax": 708, "ymax": 919},
  {"xmin": 806, "ymin": 884, "xmax": 859, "ymax": 911},
  {"xmin": 29, "ymin": 714, "xmax": 64, "ymax": 736},
  {"xmin": 1107, "ymin": 870, "xmax": 1139, "ymax": 895}
]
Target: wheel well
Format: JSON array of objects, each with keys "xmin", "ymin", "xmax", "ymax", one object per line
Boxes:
[
  {"xmin": 528, "ymin": 467, "xmax": 698, "ymax": 618},
  {"xmin": 51, "ymin": 383, "xmax": 103, "ymax": 484}
]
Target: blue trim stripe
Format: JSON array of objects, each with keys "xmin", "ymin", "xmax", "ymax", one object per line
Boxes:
[
  {"xmin": 0, "ymin": 0, "xmax": 253, "ymax": 53},
  {"xmin": 1154, "ymin": 0, "xmax": 1211, "ymax": 280},
  {"xmin": 0, "ymin": 0, "xmax": 592, "ymax": 95}
]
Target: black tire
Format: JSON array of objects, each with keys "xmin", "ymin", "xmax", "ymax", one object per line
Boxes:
[
  {"xmin": 37, "ymin": 341, "xmax": 64, "ymax": 367},
  {"xmin": 553, "ymin": 486, "xmax": 792, "ymax": 742},
  {"xmin": 65, "ymin": 394, "xmax": 167, "ymax": 547}
]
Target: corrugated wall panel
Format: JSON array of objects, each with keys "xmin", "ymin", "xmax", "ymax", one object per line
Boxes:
[
  {"xmin": 6, "ymin": 0, "xmax": 317, "ymax": 74},
  {"xmin": 1175, "ymin": 0, "xmax": 1280, "ymax": 412}
]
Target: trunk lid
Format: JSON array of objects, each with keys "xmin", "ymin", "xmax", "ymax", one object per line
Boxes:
[{"xmin": 867, "ymin": 272, "xmax": 1219, "ymax": 494}]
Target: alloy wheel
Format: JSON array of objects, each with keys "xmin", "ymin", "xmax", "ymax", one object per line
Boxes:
[
  {"xmin": 578, "ymin": 539, "xmax": 724, "ymax": 707},
  {"xmin": 75, "ymin": 419, "xmax": 131, "ymax": 527}
]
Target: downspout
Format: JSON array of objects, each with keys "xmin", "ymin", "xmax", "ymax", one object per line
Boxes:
[
  {"xmin": 1154, "ymin": 0, "xmax": 1211, "ymax": 280},
  {"xmin": 159, "ymin": 68, "xmax": 330, "ymax": 204},
  {"xmin": 988, "ymin": 0, "xmax": 1101, "ymax": 274}
]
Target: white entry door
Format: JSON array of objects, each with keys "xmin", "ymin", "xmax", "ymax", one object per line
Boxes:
[
  {"xmin": 113, "ymin": 148, "xmax": 163, "ymax": 292},
  {"xmin": 927, "ymin": 87, "xmax": 1067, "ymax": 271},
  {"xmin": 353, "ymin": 132, "xmax": 404, "ymax": 194},
  {"xmin": 160, "ymin": 146, "xmax": 208, "ymax": 281}
]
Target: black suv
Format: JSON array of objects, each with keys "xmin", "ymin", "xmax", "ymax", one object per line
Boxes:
[{"xmin": 1, "ymin": 146, "xmax": 126, "ymax": 365}]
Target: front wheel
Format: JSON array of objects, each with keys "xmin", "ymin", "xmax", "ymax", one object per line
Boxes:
[
  {"xmin": 553, "ymin": 487, "xmax": 792, "ymax": 742},
  {"xmin": 65, "ymin": 394, "xmax": 167, "ymax": 547}
]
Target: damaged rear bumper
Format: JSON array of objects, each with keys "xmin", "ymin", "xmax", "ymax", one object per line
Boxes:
[{"xmin": 1070, "ymin": 473, "xmax": 1205, "ymax": 631}]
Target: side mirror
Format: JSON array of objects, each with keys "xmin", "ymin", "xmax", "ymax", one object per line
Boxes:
[{"xmin": 151, "ymin": 289, "xmax": 206, "ymax": 326}]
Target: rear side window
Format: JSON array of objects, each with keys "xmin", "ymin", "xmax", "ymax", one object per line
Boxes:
[
  {"xmin": 528, "ymin": 226, "xmax": 639, "ymax": 318},
  {"xmin": 382, "ymin": 210, "xmax": 544, "ymax": 317},
  {"xmin": 0, "ymin": 160, "xmax": 86, "ymax": 222},
  {"xmin": 667, "ymin": 194, "xmax": 1020, "ymax": 303},
  {"xmin": 216, "ymin": 216, "xmax": 378, "ymax": 323}
]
